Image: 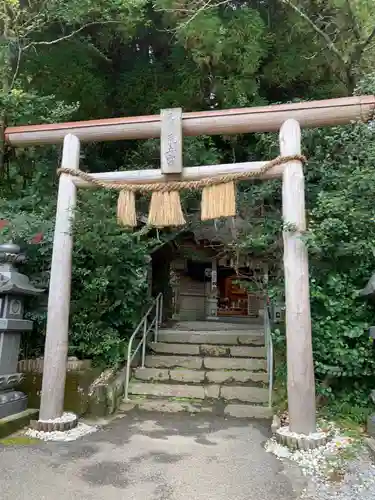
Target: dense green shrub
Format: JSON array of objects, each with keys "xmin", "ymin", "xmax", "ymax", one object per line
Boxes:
[
  {"xmin": 305, "ymin": 121, "xmax": 375, "ymax": 401},
  {"xmin": 0, "ymin": 190, "xmax": 151, "ymax": 367}
]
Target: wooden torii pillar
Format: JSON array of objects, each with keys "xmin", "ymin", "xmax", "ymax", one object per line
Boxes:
[
  {"xmin": 280, "ymin": 119, "xmax": 315, "ymax": 434},
  {"xmin": 39, "ymin": 134, "xmax": 80, "ymax": 421},
  {"xmin": 4, "ymin": 96, "xmax": 375, "ymax": 430}
]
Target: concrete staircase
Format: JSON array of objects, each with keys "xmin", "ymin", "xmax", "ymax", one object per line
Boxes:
[{"xmin": 121, "ymin": 321, "xmax": 272, "ymax": 419}]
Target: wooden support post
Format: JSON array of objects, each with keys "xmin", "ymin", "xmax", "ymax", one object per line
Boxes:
[
  {"xmin": 211, "ymin": 258, "xmax": 217, "ymax": 292},
  {"xmin": 39, "ymin": 134, "xmax": 80, "ymax": 421},
  {"xmin": 280, "ymin": 119, "xmax": 316, "ymax": 435},
  {"xmin": 210, "ymin": 258, "xmax": 218, "ymax": 319},
  {"xmin": 160, "ymin": 108, "xmax": 183, "ymax": 175}
]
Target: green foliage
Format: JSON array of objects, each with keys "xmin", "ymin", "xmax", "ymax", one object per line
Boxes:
[
  {"xmin": 173, "ymin": 6, "xmax": 267, "ymax": 106},
  {"xmin": 319, "ymin": 389, "xmax": 375, "ymax": 426},
  {"xmin": 0, "ymin": 88, "xmax": 79, "ymax": 125},
  {"xmin": 69, "ymin": 191, "xmax": 151, "ymax": 366},
  {"xmin": 0, "ymin": 189, "xmax": 152, "ymax": 367},
  {"xmin": 304, "ymin": 120, "xmax": 375, "ymax": 386}
]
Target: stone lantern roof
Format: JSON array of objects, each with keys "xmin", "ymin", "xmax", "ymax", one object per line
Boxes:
[{"xmin": 0, "ymin": 243, "xmax": 44, "ymax": 296}]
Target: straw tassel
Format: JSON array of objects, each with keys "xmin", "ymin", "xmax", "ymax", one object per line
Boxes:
[
  {"xmin": 201, "ymin": 181, "xmax": 236, "ymax": 221},
  {"xmin": 117, "ymin": 189, "xmax": 137, "ymax": 227},
  {"xmin": 148, "ymin": 190, "xmax": 186, "ymax": 227}
]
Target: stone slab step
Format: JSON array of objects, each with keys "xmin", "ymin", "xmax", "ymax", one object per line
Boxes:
[
  {"xmin": 119, "ymin": 399, "xmax": 272, "ymax": 419},
  {"xmin": 145, "ymin": 355, "xmax": 267, "ymax": 371},
  {"xmin": 149, "ymin": 342, "xmax": 266, "ymax": 358},
  {"xmin": 128, "ymin": 381, "xmax": 268, "ymax": 403},
  {"xmin": 206, "ymin": 370, "xmax": 268, "ymax": 384},
  {"xmin": 172, "ymin": 321, "xmax": 263, "ymax": 331},
  {"xmin": 149, "ymin": 342, "xmax": 200, "ymax": 355},
  {"xmin": 224, "ymin": 404, "xmax": 273, "ymax": 419},
  {"xmin": 158, "ymin": 331, "xmax": 264, "ymax": 346},
  {"xmin": 220, "ymin": 386, "xmax": 268, "ymax": 403},
  {"xmin": 133, "ymin": 367, "xmax": 268, "ymax": 385},
  {"xmin": 134, "ymin": 367, "xmax": 205, "ymax": 383}
]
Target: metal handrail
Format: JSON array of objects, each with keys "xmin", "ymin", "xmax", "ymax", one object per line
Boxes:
[
  {"xmin": 264, "ymin": 297, "xmax": 274, "ymax": 408},
  {"xmin": 124, "ymin": 292, "xmax": 163, "ymax": 401}
]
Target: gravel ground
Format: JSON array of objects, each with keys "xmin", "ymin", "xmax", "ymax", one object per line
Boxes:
[
  {"xmin": 301, "ymin": 450, "xmax": 375, "ymax": 499},
  {"xmin": 266, "ymin": 421, "xmax": 375, "ymax": 500}
]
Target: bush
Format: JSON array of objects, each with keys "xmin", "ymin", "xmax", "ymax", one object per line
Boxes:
[{"xmin": 0, "ymin": 189, "xmax": 152, "ymax": 367}]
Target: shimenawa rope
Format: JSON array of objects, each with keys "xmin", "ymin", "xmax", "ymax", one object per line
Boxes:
[
  {"xmin": 56, "ymin": 154, "xmax": 306, "ymax": 192},
  {"xmin": 57, "ymin": 154, "xmax": 306, "ymax": 227}
]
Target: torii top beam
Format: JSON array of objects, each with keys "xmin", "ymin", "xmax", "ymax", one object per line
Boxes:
[{"xmin": 4, "ymin": 96, "xmax": 375, "ymax": 147}]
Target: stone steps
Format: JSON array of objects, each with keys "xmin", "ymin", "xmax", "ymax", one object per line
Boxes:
[
  {"xmin": 133, "ymin": 367, "xmax": 268, "ymax": 385},
  {"xmin": 172, "ymin": 321, "xmax": 263, "ymax": 331},
  {"xmin": 121, "ymin": 323, "xmax": 271, "ymax": 420},
  {"xmin": 224, "ymin": 404, "xmax": 272, "ymax": 419},
  {"xmin": 128, "ymin": 381, "xmax": 269, "ymax": 403},
  {"xmin": 119, "ymin": 398, "xmax": 272, "ymax": 419},
  {"xmin": 158, "ymin": 331, "xmax": 264, "ymax": 345},
  {"xmin": 145, "ymin": 354, "xmax": 267, "ymax": 371},
  {"xmin": 145, "ymin": 355, "xmax": 267, "ymax": 372},
  {"xmin": 149, "ymin": 342, "xmax": 265, "ymax": 358}
]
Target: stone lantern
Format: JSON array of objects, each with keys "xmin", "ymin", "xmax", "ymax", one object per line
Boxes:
[{"xmin": 0, "ymin": 243, "xmax": 43, "ymax": 419}]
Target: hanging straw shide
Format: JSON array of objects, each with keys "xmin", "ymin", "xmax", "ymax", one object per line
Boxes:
[
  {"xmin": 201, "ymin": 181, "xmax": 236, "ymax": 221},
  {"xmin": 148, "ymin": 190, "xmax": 186, "ymax": 227},
  {"xmin": 117, "ymin": 189, "xmax": 137, "ymax": 227}
]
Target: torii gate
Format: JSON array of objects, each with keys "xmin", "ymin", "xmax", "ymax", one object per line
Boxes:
[{"xmin": 5, "ymin": 96, "xmax": 375, "ymax": 435}]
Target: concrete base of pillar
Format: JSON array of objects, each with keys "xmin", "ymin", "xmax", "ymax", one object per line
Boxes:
[
  {"xmin": 205, "ymin": 297, "xmax": 218, "ymax": 319},
  {"xmin": 275, "ymin": 427, "xmax": 329, "ymax": 450},
  {"xmin": 367, "ymin": 414, "xmax": 375, "ymax": 437},
  {"xmin": 366, "ymin": 437, "xmax": 375, "ymax": 461},
  {"xmin": 30, "ymin": 412, "xmax": 78, "ymax": 432}
]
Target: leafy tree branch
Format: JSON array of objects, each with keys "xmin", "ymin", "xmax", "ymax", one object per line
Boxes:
[
  {"xmin": 280, "ymin": 0, "xmax": 346, "ymax": 64},
  {"xmin": 22, "ymin": 21, "xmax": 121, "ymax": 51}
]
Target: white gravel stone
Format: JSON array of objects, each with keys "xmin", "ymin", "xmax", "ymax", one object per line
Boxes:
[
  {"xmin": 25, "ymin": 422, "xmax": 98, "ymax": 442},
  {"xmin": 300, "ymin": 452, "xmax": 375, "ymax": 500},
  {"xmin": 266, "ymin": 419, "xmax": 375, "ymax": 500},
  {"xmin": 38, "ymin": 411, "xmax": 77, "ymax": 424}
]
